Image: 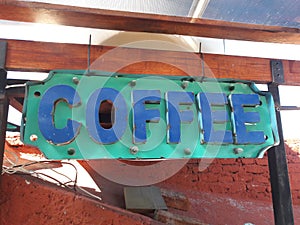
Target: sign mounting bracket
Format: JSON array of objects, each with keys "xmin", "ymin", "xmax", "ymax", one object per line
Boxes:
[
  {"xmin": 271, "ymin": 59, "xmax": 284, "ymax": 84},
  {"xmin": 268, "ymin": 59, "xmax": 294, "ymax": 225},
  {"xmin": 0, "ymin": 41, "xmax": 9, "ymax": 180}
]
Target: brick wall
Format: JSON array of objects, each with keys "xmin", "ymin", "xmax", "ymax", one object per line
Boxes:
[
  {"xmin": 5, "ymin": 135, "xmax": 300, "ymax": 205},
  {"xmin": 160, "ymin": 142, "xmax": 300, "ymax": 205}
]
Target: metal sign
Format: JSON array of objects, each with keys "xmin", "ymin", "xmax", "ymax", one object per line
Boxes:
[{"xmin": 21, "ymin": 70, "xmax": 279, "ymax": 159}]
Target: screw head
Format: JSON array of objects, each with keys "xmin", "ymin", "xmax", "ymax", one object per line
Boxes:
[
  {"xmin": 181, "ymin": 81, "xmax": 189, "ymax": 89},
  {"xmin": 130, "ymin": 146, "xmax": 139, "ymax": 154},
  {"xmin": 30, "ymin": 134, "xmax": 38, "ymax": 142},
  {"xmin": 72, "ymin": 77, "xmax": 80, "ymax": 84},
  {"xmin": 184, "ymin": 148, "xmax": 191, "ymax": 155},
  {"xmin": 229, "ymin": 85, "xmax": 235, "ymax": 91},
  {"xmin": 67, "ymin": 148, "xmax": 75, "ymax": 155},
  {"xmin": 129, "ymin": 80, "xmax": 136, "ymax": 87},
  {"xmin": 233, "ymin": 148, "xmax": 243, "ymax": 154}
]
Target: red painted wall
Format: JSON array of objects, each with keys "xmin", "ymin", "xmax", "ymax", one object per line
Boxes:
[{"xmin": 0, "ymin": 174, "xmax": 157, "ymax": 225}]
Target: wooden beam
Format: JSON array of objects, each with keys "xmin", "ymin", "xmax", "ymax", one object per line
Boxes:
[
  {"xmin": 3, "ymin": 39, "xmax": 266, "ymax": 82},
  {"xmin": 1, "ymin": 1, "xmax": 300, "ymax": 44},
  {"xmin": 3, "ymin": 39, "xmax": 300, "ymax": 85}
]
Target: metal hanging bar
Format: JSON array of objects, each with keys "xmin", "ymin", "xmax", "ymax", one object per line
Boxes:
[
  {"xmin": 199, "ymin": 42, "xmax": 205, "ymax": 82},
  {"xmin": 280, "ymin": 106, "xmax": 300, "ymax": 111},
  {"xmin": 268, "ymin": 59, "xmax": 294, "ymax": 225}
]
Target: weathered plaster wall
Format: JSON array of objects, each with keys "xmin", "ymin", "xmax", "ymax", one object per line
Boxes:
[{"xmin": 0, "ymin": 174, "xmax": 158, "ymax": 225}]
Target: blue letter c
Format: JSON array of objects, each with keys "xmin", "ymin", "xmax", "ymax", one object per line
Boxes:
[{"xmin": 38, "ymin": 85, "xmax": 81, "ymax": 145}]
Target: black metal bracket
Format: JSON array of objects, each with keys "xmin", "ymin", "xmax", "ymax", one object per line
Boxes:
[
  {"xmin": 0, "ymin": 41, "xmax": 8, "ymax": 178},
  {"xmin": 271, "ymin": 60, "xmax": 285, "ymax": 84},
  {"xmin": 268, "ymin": 59, "xmax": 294, "ymax": 225}
]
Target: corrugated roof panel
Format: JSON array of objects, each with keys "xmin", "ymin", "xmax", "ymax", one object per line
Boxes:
[
  {"xmin": 203, "ymin": 0, "xmax": 300, "ymax": 28},
  {"xmin": 24, "ymin": 0, "xmax": 196, "ymax": 17}
]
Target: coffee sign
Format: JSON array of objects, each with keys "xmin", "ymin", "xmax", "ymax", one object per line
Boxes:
[{"xmin": 22, "ymin": 70, "xmax": 279, "ymax": 159}]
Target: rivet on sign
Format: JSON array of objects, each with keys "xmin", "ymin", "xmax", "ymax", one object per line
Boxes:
[
  {"xmin": 229, "ymin": 85, "xmax": 235, "ymax": 91},
  {"xmin": 67, "ymin": 148, "xmax": 75, "ymax": 155},
  {"xmin": 129, "ymin": 80, "xmax": 136, "ymax": 87},
  {"xmin": 30, "ymin": 134, "xmax": 38, "ymax": 142},
  {"xmin": 130, "ymin": 146, "xmax": 139, "ymax": 154},
  {"xmin": 181, "ymin": 81, "xmax": 189, "ymax": 89},
  {"xmin": 184, "ymin": 148, "xmax": 191, "ymax": 155},
  {"xmin": 233, "ymin": 148, "xmax": 244, "ymax": 154},
  {"xmin": 72, "ymin": 77, "xmax": 80, "ymax": 85}
]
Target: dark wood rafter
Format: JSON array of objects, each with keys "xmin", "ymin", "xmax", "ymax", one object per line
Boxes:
[
  {"xmin": 0, "ymin": 1, "xmax": 299, "ymax": 44},
  {"xmin": 8, "ymin": 97, "xmax": 22, "ymax": 112},
  {"xmin": 2, "ymin": 39, "xmax": 300, "ymax": 85}
]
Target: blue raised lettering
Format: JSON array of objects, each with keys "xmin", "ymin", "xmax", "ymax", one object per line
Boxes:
[
  {"xmin": 166, "ymin": 91, "xmax": 194, "ymax": 143},
  {"xmin": 86, "ymin": 88, "xmax": 127, "ymax": 144},
  {"xmin": 198, "ymin": 93, "xmax": 233, "ymax": 143},
  {"xmin": 38, "ymin": 85, "xmax": 81, "ymax": 145},
  {"xmin": 132, "ymin": 90, "xmax": 161, "ymax": 143},
  {"xmin": 230, "ymin": 94, "xmax": 265, "ymax": 144}
]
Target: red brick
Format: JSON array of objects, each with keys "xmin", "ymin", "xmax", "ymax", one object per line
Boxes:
[
  {"xmin": 287, "ymin": 157, "xmax": 300, "ymax": 164},
  {"xmin": 255, "ymin": 192, "xmax": 271, "ymax": 201},
  {"xmin": 188, "ymin": 159, "xmax": 200, "ymax": 164},
  {"xmin": 236, "ymin": 172, "xmax": 253, "ymax": 183},
  {"xmin": 253, "ymin": 174, "xmax": 270, "ymax": 184},
  {"xmin": 292, "ymin": 190, "xmax": 300, "ymax": 205},
  {"xmin": 225, "ymin": 182, "xmax": 246, "ymax": 193},
  {"xmin": 199, "ymin": 174, "xmax": 218, "ymax": 183},
  {"xmin": 244, "ymin": 165, "xmax": 267, "ymax": 174},
  {"xmin": 287, "ymin": 163, "xmax": 300, "ymax": 173},
  {"xmin": 246, "ymin": 188, "xmax": 271, "ymax": 201},
  {"xmin": 290, "ymin": 173, "xmax": 300, "ymax": 186},
  {"xmin": 186, "ymin": 174, "xmax": 199, "ymax": 183},
  {"xmin": 246, "ymin": 183, "xmax": 268, "ymax": 193},
  {"xmin": 197, "ymin": 166, "xmax": 210, "ymax": 173},
  {"xmin": 198, "ymin": 158, "xmax": 215, "ymax": 169},
  {"xmin": 209, "ymin": 183, "xmax": 227, "ymax": 194},
  {"xmin": 218, "ymin": 175, "xmax": 233, "ymax": 183},
  {"xmin": 194, "ymin": 163, "xmax": 211, "ymax": 173},
  {"xmin": 222, "ymin": 165, "xmax": 241, "ymax": 173},
  {"xmin": 241, "ymin": 158, "xmax": 256, "ymax": 165},
  {"xmin": 232, "ymin": 173, "xmax": 239, "ymax": 182},
  {"xmin": 218, "ymin": 159, "xmax": 236, "ymax": 165},
  {"xmin": 213, "ymin": 159, "xmax": 222, "ymax": 164},
  {"xmin": 255, "ymin": 158, "xmax": 269, "ymax": 166},
  {"xmin": 208, "ymin": 165, "xmax": 223, "ymax": 174}
]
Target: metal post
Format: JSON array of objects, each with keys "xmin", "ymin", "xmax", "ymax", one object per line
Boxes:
[
  {"xmin": 268, "ymin": 60, "xmax": 294, "ymax": 225},
  {"xmin": 0, "ymin": 41, "xmax": 8, "ymax": 176}
]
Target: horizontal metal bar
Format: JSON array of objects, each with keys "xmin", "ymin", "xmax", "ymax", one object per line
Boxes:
[{"xmin": 280, "ymin": 106, "xmax": 300, "ymax": 111}]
